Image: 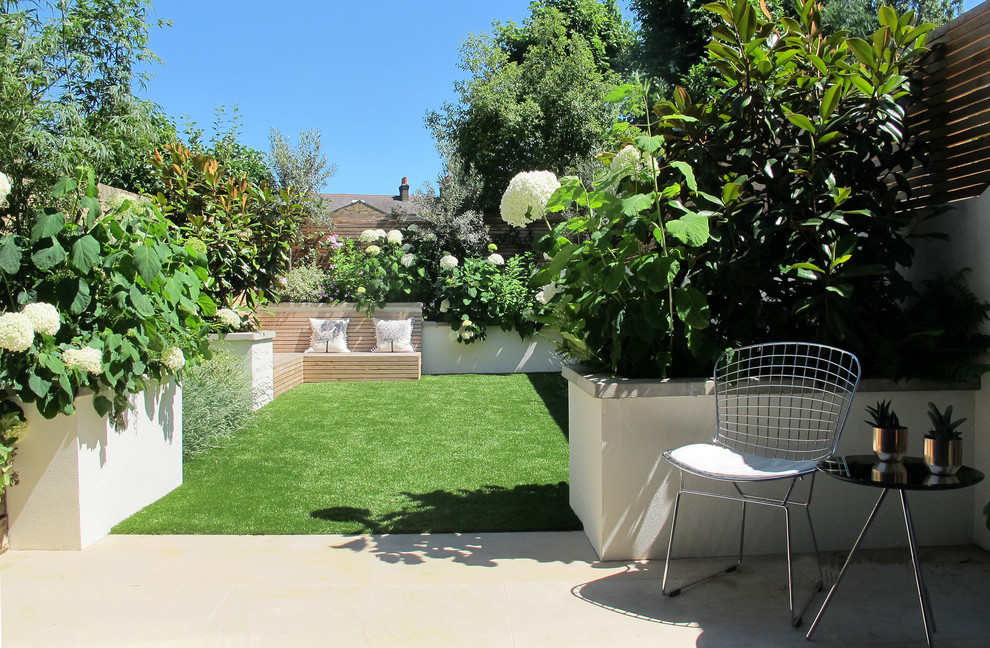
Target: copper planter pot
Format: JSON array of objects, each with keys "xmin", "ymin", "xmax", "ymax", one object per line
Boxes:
[
  {"xmin": 872, "ymin": 427, "xmax": 908, "ymax": 462},
  {"xmin": 924, "ymin": 437, "xmax": 962, "ymax": 476}
]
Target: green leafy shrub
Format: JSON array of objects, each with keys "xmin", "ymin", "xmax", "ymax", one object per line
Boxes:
[
  {"xmin": 0, "ymin": 166, "xmax": 213, "ymax": 425},
  {"xmin": 529, "ymin": 0, "xmax": 972, "ymax": 379},
  {"xmin": 430, "ymin": 252, "xmax": 547, "ymax": 342},
  {"xmin": 150, "ymin": 142, "xmax": 307, "ymax": 309},
  {"xmin": 181, "ymin": 349, "xmax": 254, "ymax": 456},
  {"xmin": 273, "ymin": 263, "xmax": 330, "ymax": 302}
]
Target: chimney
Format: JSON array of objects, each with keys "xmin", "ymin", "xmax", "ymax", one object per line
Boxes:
[{"xmin": 399, "ymin": 177, "xmax": 410, "ymax": 202}]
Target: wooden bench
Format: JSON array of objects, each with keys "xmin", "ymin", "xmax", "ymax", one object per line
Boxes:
[{"xmin": 256, "ymin": 302, "xmax": 423, "ymax": 397}]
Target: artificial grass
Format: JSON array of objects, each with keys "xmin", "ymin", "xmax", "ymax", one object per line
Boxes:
[{"xmin": 113, "ymin": 373, "xmax": 581, "ymax": 535}]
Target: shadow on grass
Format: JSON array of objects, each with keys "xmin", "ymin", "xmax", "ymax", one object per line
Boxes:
[
  {"xmin": 311, "ymin": 481, "xmax": 581, "ymax": 534},
  {"xmin": 526, "ymin": 372, "xmax": 569, "ymax": 437}
]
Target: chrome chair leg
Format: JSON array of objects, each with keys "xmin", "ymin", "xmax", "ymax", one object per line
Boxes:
[{"xmin": 662, "ymin": 478, "xmax": 748, "ymax": 597}]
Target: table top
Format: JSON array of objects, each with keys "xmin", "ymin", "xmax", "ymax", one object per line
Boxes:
[{"xmin": 818, "ymin": 454, "xmax": 985, "ymax": 491}]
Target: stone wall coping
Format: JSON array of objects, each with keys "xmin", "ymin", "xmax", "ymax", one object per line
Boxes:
[
  {"xmin": 208, "ymin": 331, "xmax": 276, "ymax": 342},
  {"xmin": 562, "ymin": 364, "xmax": 980, "ymax": 400}
]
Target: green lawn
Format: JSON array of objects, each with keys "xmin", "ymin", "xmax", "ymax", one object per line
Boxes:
[{"xmin": 113, "ymin": 373, "xmax": 580, "ymax": 535}]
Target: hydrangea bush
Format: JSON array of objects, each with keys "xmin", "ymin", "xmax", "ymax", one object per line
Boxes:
[{"xmin": 0, "ymin": 167, "xmax": 213, "ymax": 424}]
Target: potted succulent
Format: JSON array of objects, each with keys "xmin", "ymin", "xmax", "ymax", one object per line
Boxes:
[
  {"xmin": 924, "ymin": 402, "xmax": 966, "ymax": 476},
  {"xmin": 866, "ymin": 399, "xmax": 907, "ymax": 462}
]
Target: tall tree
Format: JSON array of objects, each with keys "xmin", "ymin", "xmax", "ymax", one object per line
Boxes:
[
  {"xmin": 427, "ymin": 0, "xmax": 634, "ymax": 211},
  {"xmin": 821, "ymin": 0, "xmax": 962, "ymax": 37},
  {"xmin": 269, "ymin": 127, "xmax": 336, "ymax": 224},
  {"xmin": 0, "ymin": 0, "xmax": 169, "ymax": 229}
]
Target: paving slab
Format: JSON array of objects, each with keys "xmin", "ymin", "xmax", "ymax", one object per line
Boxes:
[{"xmin": 2, "ymin": 533, "xmax": 989, "ymax": 647}]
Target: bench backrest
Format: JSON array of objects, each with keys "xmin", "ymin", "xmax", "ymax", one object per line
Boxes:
[{"xmin": 256, "ymin": 302, "xmax": 424, "ymax": 354}]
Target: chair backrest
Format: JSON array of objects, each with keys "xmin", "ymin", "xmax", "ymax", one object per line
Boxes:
[{"xmin": 713, "ymin": 342, "xmax": 861, "ymax": 462}]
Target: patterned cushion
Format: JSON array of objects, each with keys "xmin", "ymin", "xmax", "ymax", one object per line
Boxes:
[
  {"xmin": 372, "ymin": 318, "xmax": 414, "ymax": 352},
  {"xmin": 306, "ymin": 318, "xmax": 350, "ymax": 353}
]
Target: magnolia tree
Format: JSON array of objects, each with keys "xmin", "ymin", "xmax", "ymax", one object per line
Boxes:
[{"xmin": 502, "ymin": 0, "xmax": 976, "ymax": 380}]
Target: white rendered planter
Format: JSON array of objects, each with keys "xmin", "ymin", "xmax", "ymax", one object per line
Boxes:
[
  {"xmin": 422, "ymin": 322, "xmax": 562, "ymax": 374},
  {"xmin": 209, "ymin": 331, "xmax": 275, "ymax": 410},
  {"xmin": 5, "ymin": 381, "xmax": 182, "ymax": 550},
  {"xmin": 564, "ymin": 365, "xmax": 984, "ymax": 561}
]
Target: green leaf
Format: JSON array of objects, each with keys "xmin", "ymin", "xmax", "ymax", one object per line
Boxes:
[
  {"xmin": 820, "ymin": 84, "xmax": 843, "ymax": 121},
  {"xmin": 131, "ymin": 245, "xmax": 162, "ymax": 283},
  {"xmin": 70, "ymin": 235, "xmax": 100, "ymax": 271},
  {"xmin": 70, "ymin": 278, "xmax": 92, "ymax": 314},
  {"xmin": 546, "ymin": 177, "xmax": 585, "ymax": 212},
  {"xmin": 604, "ymin": 84, "xmax": 637, "ymax": 103},
  {"xmin": 532, "ymin": 242, "xmax": 580, "ymax": 286},
  {"xmin": 787, "ymin": 262, "xmax": 826, "ymax": 276},
  {"xmin": 80, "ymin": 196, "xmax": 101, "ymax": 227},
  {"xmin": 846, "ymin": 38, "xmax": 876, "ymax": 67},
  {"xmin": 28, "ymin": 374, "xmax": 50, "ymax": 398},
  {"xmin": 0, "ymin": 235, "xmax": 23, "ymax": 273},
  {"xmin": 93, "ymin": 394, "xmax": 113, "ymax": 417},
  {"xmin": 32, "ymin": 242, "xmax": 67, "ymax": 270},
  {"xmin": 129, "ymin": 285, "xmax": 155, "ymax": 318},
  {"xmin": 673, "ymin": 287, "xmax": 710, "ymax": 329},
  {"xmin": 51, "ymin": 176, "xmax": 77, "ymax": 199},
  {"xmin": 621, "ymin": 193, "xmax": 654, "ymax": 217},
  {"xmin": 32, "ymin": 212, "xmax": 65, "ymax": 243},
  {"xmin": 197, "ymin": 292, "xmax": 217, "ymax": 317},
  {"xmin": 665, "ymin": 212, "xmax": 710, "ymax": 246},
  {"xmin": 670, "ymin": 161, "xmax": 697, "ymax": 192},
  {"xmin": 786, "ymin": 113, "xmax": 816, "ymax": 134}
]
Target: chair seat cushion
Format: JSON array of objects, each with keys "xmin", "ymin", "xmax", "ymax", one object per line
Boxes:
[{"xmin": 664, "ymin": 443, "xmax": 819, "ymax": 481}]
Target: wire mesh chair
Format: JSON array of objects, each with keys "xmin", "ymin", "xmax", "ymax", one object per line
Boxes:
[{"xmin": 661, "ymin": 342, "xmax": 861, "ymax": 626}]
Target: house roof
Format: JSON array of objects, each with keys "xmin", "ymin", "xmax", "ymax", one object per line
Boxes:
[{"xmin": 321, "ymin": 193, "xmax": 424, "ymax": 217}]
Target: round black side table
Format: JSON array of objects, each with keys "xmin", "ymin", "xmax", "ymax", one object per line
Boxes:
[{"xmin": 806, "ymin": 454, "xmax": 984, "ymax": 647}]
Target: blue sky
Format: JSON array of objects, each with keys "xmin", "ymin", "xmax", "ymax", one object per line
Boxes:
[
  {"xmin": 140, "ymin": 1, "xmax": 542, "ymax": 196},
  {"xmin": 140, "ymin": 0, "xmax": 983, "ymax": 196}
]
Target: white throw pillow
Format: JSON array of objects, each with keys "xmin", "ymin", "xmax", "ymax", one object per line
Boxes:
[
  {"xmin": 307, "ymin": 318, "xmax": 350, "ymax": 353},
  {"xmin": 372, "ymin": 318, "xmax": 414, "ymax": 352}
]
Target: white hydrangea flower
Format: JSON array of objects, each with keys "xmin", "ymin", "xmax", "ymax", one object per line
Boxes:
[
  {"xmin": 460, "ymin": 329, "xmax": 474, "ymax": 341},
  {"xmin": 366, "ymin": 245, "xmax": 381, "ymax": 256},
  {"xmin": 105, "ymin": 192, "xmax": 128, "ymax": 211},
  {"xmin": 462, "ymin": 319, "xmax": 473, "ymax": 328},
  {"xmin": 387, "ymin": 229, "xmax": 403, "ymax": 245},
  {"xmin": 162, "ymin": 347, "xmax": 185, "ymax": 371},
  {"xmin": 22, "ymin": 302, "xmax": 60, "ymax": 336},
  {"xmin": 62, "ymin": 346, "xmax": 102, "ymax": 374},
  {"xmin": 499, "ymin": 170, "xmax": 561, "ymax": 228},
  {"xmin": 487, "ymin": 253, "xmax": 505, "ymax": 266},
  {"xmin": 375, "ymin": 229, "xmax": 387, "ymax": 239},
  {"xmin": 358, "ymin": 229, "xmax": 377, "ymax": 243},
  {"xmin": 217, "ymin": 308, "xmax": 242, "ymax": 329},
  {"xmin": 400, "ymin": 253, "xmax": 415, "ymax": 267},
  {"xmin": 401, "ymin": 243, "xmax": 414, "ymax": 252},
  {"xmin": 440, "ymin": 254, "xmax": 459, "ymax": 270},
  {"xmin": 439, "ymin": 299, "xmax": 450, "ymax": 313},
  {"xmin": 535, "ymin": 283, "xmax": 561, "ymax": 305},
  {"xmin": 0, "ymin": 312, "xmax": 35, "ymax": 352},
  {"xmin": 0, "ymin": 171, "xmax": 13, "ymax": 205},
  {"xmin": 611, "ymin": 145, "xmax": 657, "ymax": 179}
]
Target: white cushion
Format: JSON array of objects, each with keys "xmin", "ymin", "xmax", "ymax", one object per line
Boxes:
[
  {"xmin": 665, "ymin": 443, "xmax": 818, "ymax": 481},
  {"xmin": 307, "ymin": 318, "xmax": 350, "ymax": 353},
  {"xmin": 372, "ymin": 318, "xmax": 414, "ymax": 352}
]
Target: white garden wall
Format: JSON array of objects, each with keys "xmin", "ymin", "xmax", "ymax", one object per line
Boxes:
[
  {"xmin": 422, "ymin": 322, "xmax": 562, "ymax": 374},
  {"xmin": 911, "ymin": 188, "xmax": 990, "ymax": 553},
  {"xmin": 566, "ymin": 366, "xmax": 983, "ymax": 561},
  {"xmin": 209, "ymin": 331, "xmax": 275, "ymax": 410},
  {"xmin": 5, "ymin": 381, "xmax": 182, "ymax": 550}
]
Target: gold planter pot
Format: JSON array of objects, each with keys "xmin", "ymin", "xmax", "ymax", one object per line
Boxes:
[
  {"xmin": 872, "ymin": 426, "xmax": 908, "ymax": 462},
  {"xmin": 923, "ymin": 437, "xmax": 962, "ymax": 476}
]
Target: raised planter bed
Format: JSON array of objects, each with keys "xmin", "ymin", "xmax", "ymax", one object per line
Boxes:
[
  {"xmin": 4, "ymin": 381, "xmax": 182, "ymax": 550},
  {"xmin": 421, "ymin": 322, "xmax": 562, "ymax": 374},
  {"xmin": 565, "ymin": 365, "xmax": 986, "ymax": 561}
]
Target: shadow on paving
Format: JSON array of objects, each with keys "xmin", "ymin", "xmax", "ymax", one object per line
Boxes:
[{"xmin": 311, "ymin": 481, "xmax": 581, "ymax": 535}]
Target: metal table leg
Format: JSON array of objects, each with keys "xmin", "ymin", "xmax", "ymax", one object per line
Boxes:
[
  {"xmin": 806, "ymin": 488, "xmax": 889, "ymax": 641},
  {"xmin": 900, "ymin": 490, "xmax": 935, "ymax": 648}
]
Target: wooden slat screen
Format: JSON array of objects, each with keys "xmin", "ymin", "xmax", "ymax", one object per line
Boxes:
[
  {"xmin": 906, "ymin": 1, "xmax": 990, "ymax": 210},
  {"xmin": 256, "ymin": 302, "xmax": 423, "ymax": 354}
]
